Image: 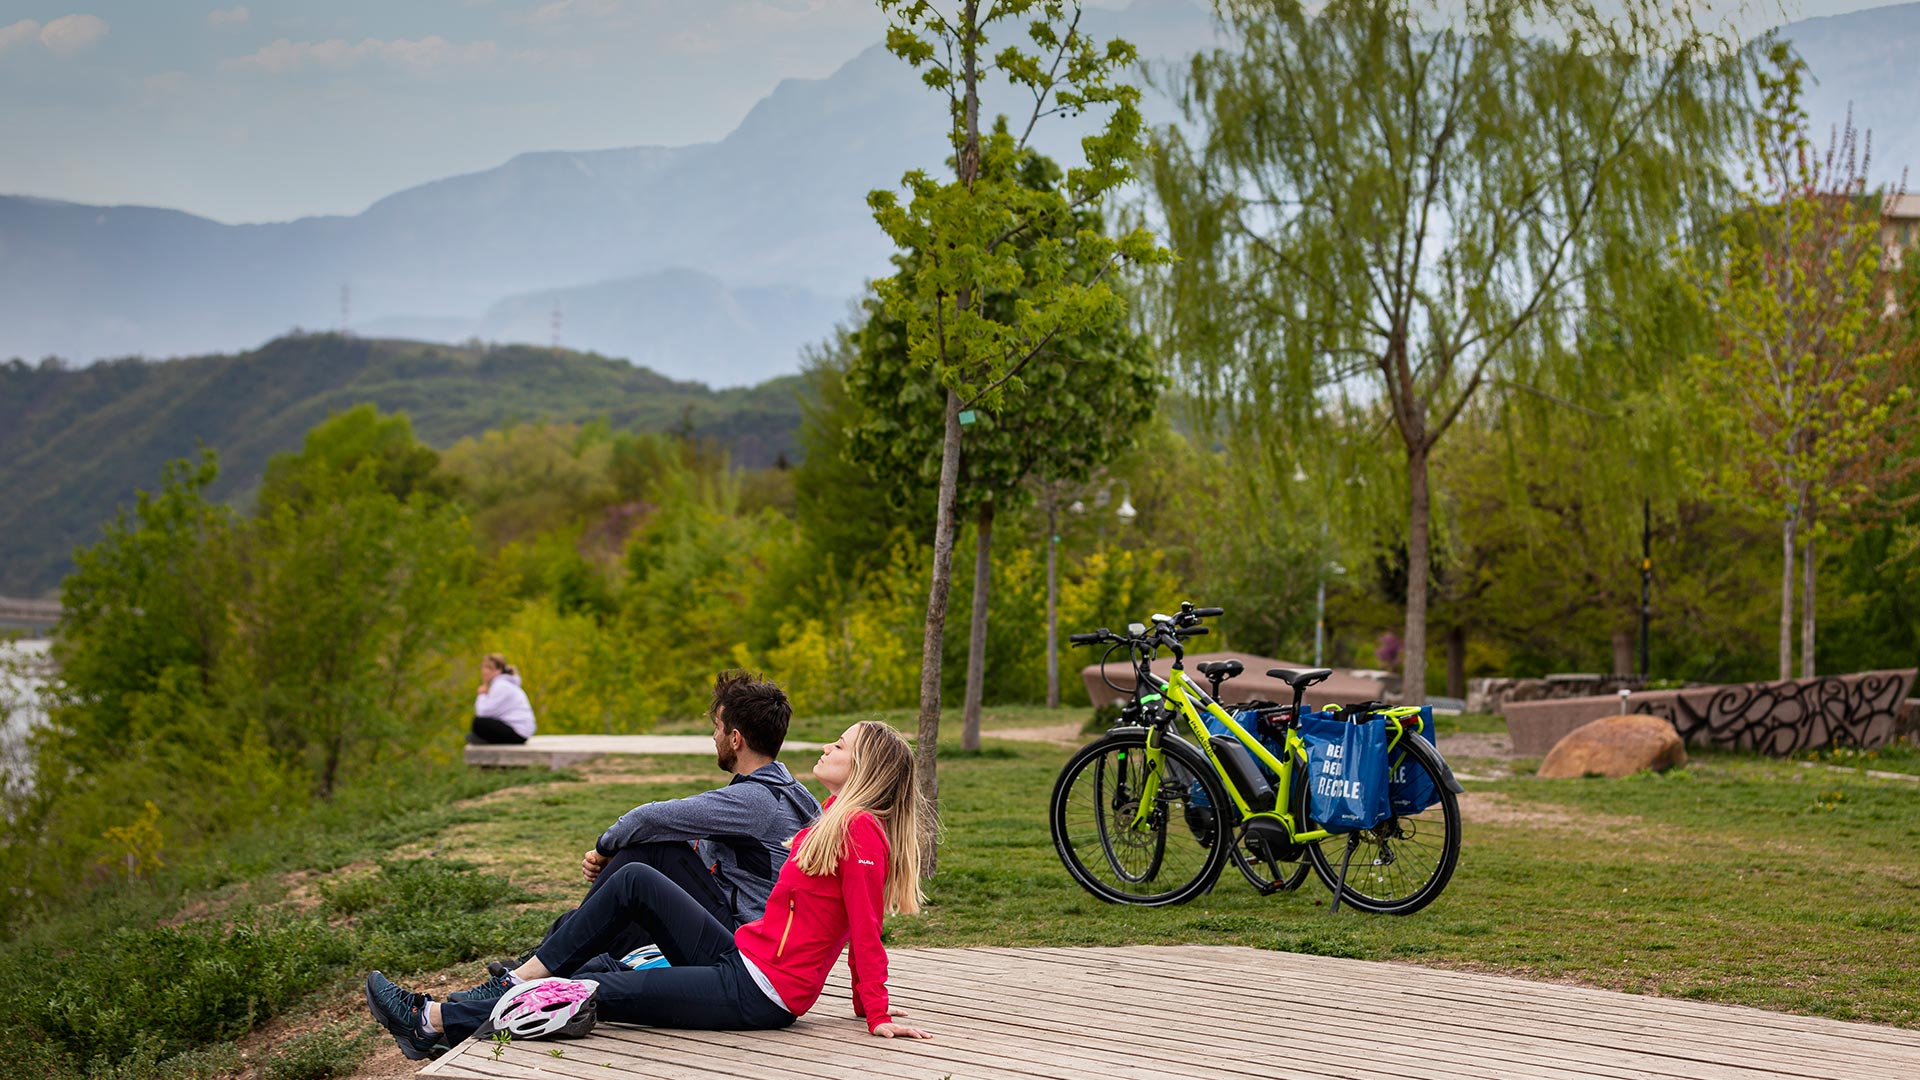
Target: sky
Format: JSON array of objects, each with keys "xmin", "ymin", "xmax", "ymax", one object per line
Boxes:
[{"xmin": 0, "ymin": 0, "xmax": 1895, "ymax": 224}]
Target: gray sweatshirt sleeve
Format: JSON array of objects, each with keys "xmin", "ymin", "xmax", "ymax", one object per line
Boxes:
[{"xmin": 595, "ymin": 784, "xmax": 768, "ymax": 856}]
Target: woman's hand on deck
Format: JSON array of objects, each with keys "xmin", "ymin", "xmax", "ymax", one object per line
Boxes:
[{"xmin": 871, "ymin": 1021, "xmax": 932, "ymax": 1039}]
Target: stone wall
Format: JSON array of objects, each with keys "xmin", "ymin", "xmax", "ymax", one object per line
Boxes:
[
  {"xmin": 1503, "ymin": 669, "xmax": 1917, "ymax": 757},
  {"xmin": 1466, "ymin": 674, "xmax": 1654, "ymax": 715}
]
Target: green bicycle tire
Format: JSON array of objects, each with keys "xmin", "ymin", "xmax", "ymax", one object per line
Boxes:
[
  {"xmin": 1050, "ymin": 729, "xmax": 1230, "ymax": 906},
  {"xmin": 1294, "ymin": 732, "xmax": 1461, "ymax": 915}
]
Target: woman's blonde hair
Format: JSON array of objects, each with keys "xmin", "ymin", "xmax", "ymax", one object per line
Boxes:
[
  {"xmin": 790, "ymin": 721, "xmax": 928, "ymax": 915},
  {"xmin": 484, "ymin": 652, "xmax": 517, "ymax": 677}
]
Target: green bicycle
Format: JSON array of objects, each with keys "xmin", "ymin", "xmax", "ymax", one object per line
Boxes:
[{"xmin": 1049, "ymin": 603, "xmax": 1463, "ymax": 913}]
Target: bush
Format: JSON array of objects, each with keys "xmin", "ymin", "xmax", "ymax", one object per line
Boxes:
[
  {"xmin": 3, "ymin": 857, "xmax": 546, "ymax": 1078},
  {"xmin": 322, "ymin": 857, "xmax": 539, "ymax": 974},
  {"xmin": 25, "ymin": 914, "xmax": 353, "ymax": 1064},
  {"xmin": 262, "ymin": 1022, "xmax": 377, "ymax": 1080}
]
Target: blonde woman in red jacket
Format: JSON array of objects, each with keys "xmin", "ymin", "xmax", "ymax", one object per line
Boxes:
[{"xmin": 365, "ymin": 720, "xmax": 933, "ymax": 1059}]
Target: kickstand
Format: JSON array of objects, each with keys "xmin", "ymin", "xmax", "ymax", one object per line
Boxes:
[{"xmin": 1330, "ymin": 833, "xmax": 1359, "ymax": 915}]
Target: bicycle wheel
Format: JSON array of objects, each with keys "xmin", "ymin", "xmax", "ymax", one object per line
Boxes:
[
  {"xmin": 1228, "ymin": 822, "xmax": 1311, "ymax": 894},
  {"xmin": 1296, "ymin": 734, "xmax": 1460, "ymax": 914},
  {"xmin": 1050, "ymin": 730, "xmax": 1230, "ymax": 906}
]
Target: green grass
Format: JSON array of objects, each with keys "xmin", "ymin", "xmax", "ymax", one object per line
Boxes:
[
  {"xmin": 10, "ymin": 709, "xmax": 1918, "ymax": 1078},
  {"xmin": 432, "ymin": 719, "xmax": 1920, "ymax": 1029}
]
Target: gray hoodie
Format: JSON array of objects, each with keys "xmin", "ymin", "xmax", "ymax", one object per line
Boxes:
[{"xmin": 593, "ymin": 761, "xmax": 821, "ymax": 924}]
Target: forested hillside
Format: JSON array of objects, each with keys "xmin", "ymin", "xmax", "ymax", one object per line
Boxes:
[{"xmin": 0, "ymin": 335, "xmax": 804, "ymax": 595}]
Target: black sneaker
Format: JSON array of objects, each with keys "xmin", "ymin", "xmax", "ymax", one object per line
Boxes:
[
  {"xmin": 364, "ymin": 971, "xmax": 444, "ymax": 1061},
  {"xmin": 445, "ymin": 961, "xmax": 514, "ymax": 1004}
]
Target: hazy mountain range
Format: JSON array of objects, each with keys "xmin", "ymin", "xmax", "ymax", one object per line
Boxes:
[{"xmin": 0, "ymin": 0, "xmax": 1912, "ymax": 385}]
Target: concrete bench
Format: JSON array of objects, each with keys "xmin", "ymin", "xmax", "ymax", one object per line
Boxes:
[{"xmin": 465, "ymin": 734, "xmax": 821, "ymax": 769}]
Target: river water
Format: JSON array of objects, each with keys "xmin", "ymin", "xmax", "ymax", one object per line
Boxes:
[{"xmin": 0, "ymin": 638, "xmax": 52, "ymax": 799}]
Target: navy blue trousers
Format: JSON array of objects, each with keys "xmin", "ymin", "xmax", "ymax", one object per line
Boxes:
[{"xmin": 439, "ymin": 863, "xmax": 791, "ymax": 1043}]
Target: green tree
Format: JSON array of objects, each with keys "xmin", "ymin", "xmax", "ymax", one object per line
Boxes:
[
  {"xmin": 871, "ymin": 0, "xmax": 1170, "ymax": 842},
  {"xmin": 849, "ymin": 147, "xmax": 1162, "ymax": 748},
  {"xmin": 1685, "ymin": 43, "xmax": 1916, "ymax": 679},
  {"xmin": 1150, "ymin": 0, "xmax": 1744, "ymax": 700},
  {"xmin": 53, "ymin": 452, "xmax": 233, "ymax": 740},
  {"xmin": 231, "ymin": 462, "xmax": 476, "ymax": 796},
  {"xmin": 258, "ymin": 404, "xmax": 447, "ymax": 512}
]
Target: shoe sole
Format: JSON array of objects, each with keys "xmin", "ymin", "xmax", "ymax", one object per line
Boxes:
[{"xmin": 364, "ymin": 971, "xmax": 434, "ymax": 1062}]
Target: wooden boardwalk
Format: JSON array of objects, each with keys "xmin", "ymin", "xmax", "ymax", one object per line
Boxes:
[{"xmin": 418, "ymin": 945, "xmax": 1920, "ymax": 1079}]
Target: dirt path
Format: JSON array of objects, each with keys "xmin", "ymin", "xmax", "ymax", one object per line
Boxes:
[{"xmin": 985, "ymin": 722, "xmax": 1087, "ymax": 746}]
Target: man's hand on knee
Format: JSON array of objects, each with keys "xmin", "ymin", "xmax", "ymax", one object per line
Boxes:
[{"xmin": 582, "ymin": 849, "xmax": 609, "ymax": 882}]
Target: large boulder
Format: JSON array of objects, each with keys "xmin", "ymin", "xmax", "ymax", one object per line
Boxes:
[{"xmin": 1537, "ymin": 715, "xmax": 1687, "ymax": 779}]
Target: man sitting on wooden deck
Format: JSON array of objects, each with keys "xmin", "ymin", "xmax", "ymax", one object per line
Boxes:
[{"xmin": 446, "ymin": 670, "xmax": 821, "ymax": 1003}]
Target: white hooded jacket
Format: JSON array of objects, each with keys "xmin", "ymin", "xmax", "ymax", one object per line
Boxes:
[{"xmin": 475, "ymin": 672, "xmax": 536, "ymax": 737}]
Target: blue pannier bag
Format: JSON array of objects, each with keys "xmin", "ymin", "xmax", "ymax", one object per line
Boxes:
[
  {"xmin": 1388, "ymin": 728, "xmax": 1442, "ymax": 818},
  {"xmin": 1303, "ymin": 714, "xmax": 1391, "ymax": 832},
  {"xmin": 1300, "ymin": 707, "xmax": 1444, "ymax": 819}
]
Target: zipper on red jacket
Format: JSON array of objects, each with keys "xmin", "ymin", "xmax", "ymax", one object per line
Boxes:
[{"xmin": 775, "ymin": 898, "xmax": 795, "ymax": 958}]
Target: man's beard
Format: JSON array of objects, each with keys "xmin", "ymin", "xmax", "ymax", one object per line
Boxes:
[{"xmin": 716, "ymin": 744, "xmax": 738, "ymax": 772}]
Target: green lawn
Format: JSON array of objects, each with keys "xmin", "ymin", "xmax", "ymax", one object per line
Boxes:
[
  {"xmin": 12, "ymin": 708, "xmax": 1918, "ymax": 1079},
  {"xmin": 437, "ymin": 717, "xmax": 1920, "ymax": 1027}
]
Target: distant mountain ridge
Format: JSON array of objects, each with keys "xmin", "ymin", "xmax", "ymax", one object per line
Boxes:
[
  {"xmin": 0, "ymin": 0, "xmax": 1220, "ymax": 383},
  {"xmin": 0, "ymin": 337, "xmax": 806, "ymax": 595},
  {"xmin": 0, "ymin": 0, "xmax": 1911, "ymax": 382}
]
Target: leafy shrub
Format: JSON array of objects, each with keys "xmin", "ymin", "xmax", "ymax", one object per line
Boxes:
[
  {"xmin": 5, "ymin": 857, "xmax": 544, "ymax": 1078},
  {"xmin": 322, "ymin": 857, "xmax": 539, "ymax": 974},
  {"xmin": 25, "ymin": 913, "xmax": 352, "ymax": 1064},
  {"xmin": 262, "ymin": 1022, "xmax": 376, "ymax": 1080}
]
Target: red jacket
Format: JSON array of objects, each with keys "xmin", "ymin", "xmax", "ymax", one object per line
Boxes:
[{"xmin": 734, "ymin": 800, "xmax": 893, "ymax": 1031}]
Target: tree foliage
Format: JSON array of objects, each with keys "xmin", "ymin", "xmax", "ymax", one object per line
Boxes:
[
  {"xmin": 871, "ymin": 0, "xmax": 1172, "ymax": 847},
  {"xmin": 1684, "ymin": 42, "xmax": 1919, "ymax": 678},
  {"xmin": 1150, "ymin": 0, "xmax": 1746, "ymax": 699}
]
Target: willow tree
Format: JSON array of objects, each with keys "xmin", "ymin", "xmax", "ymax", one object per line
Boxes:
[
  {"xmin": 871, "ymin": 0, "xmax": 1170, "ymax": 845},
  {"xmin": 1150, "ymin": 0, "xmax": 1743, "ymax": 698},
  {"xmin": 1687, "ymin": 44, "xmax": 1918, "ymax": 680}
]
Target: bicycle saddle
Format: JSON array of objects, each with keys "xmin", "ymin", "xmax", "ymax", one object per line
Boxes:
[
  {"xmin": 1196, "ymin": 659, "xmax": 1243, "ymax": 679},
  {"xmin": 1267, "ymin": 667, "xmax": 1333, "ymax": 690}
]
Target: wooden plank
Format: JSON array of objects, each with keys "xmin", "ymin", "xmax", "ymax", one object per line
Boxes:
[
  {"xmin": 897, "ymin": 952, "xmax": 1698, "ymax": 1080},
  {"xmin": 971, "ymin": 948, "xmax": 1919, "ymax": 1075},
  {"xmin": 983, "ymin": 947, "xmax": 1920, "ymax": 1057},
  {"xmin": 903, "ymin": 948, "xmax": 1911, "ymax": 1079},
  {"xmin": 420, "ymin": 946, "xmax": 1920, "ymax": 1080},
  {"xmin": 1061, "ymin": 947, "xmax": 1920, "ymax": 1061}
]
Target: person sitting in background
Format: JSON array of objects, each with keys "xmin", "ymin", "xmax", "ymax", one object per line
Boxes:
[{"xmin": 470, "ymin": 653, "xmax": 535, "ymax": 745}]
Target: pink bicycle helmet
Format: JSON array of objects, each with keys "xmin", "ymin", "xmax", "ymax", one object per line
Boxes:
[{"xmin": 477, "ymin": 977, "xmax": 600, "ymax": 1041}]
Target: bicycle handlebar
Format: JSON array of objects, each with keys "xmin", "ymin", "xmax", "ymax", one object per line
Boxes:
[
  {"xmin": 1175, "ymin": 626, "xmax": 1208, "ymax": 637},
  {"xmin": 1068, "ymin": 632, "xmax": 1105, "ymax": 646},
  {"xmin": 1193, "ymin": 606, "xmax": 1224, "ymax": 618}
]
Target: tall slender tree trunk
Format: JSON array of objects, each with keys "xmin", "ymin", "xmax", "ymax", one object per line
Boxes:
[
  {"xmin": 1402, "ymin": 440, "xmax": 1431, "ymax": 704},
  {"xmin": 1801, "ymin": 530, "xmax": 1816, "ymax": 680},
  {"xmin": 961, "ymin": 501, "xmax": 994, "ymax": 751},
  {"xmin": 1779, "ymin": 514, "xmax": 1797, "ymax": 681},
  {"xmin": 1046, "ymin": 501, "xmax": 1060, "ymax": 709},
  {"xmin": 910, "ymin": 1, "xmax": 983, "ymax": 874},
  {"xmin": 914, "ymin": 390, "xmax": 964, "ymax": 870},
  {"xmin": 1445, "ymin": 623, "xmax": 1466, "ymax": 700}
]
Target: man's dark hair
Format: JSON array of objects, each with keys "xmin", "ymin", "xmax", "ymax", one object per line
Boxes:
[{"xmin": 711, "ymin": 670, "xmax": 792, "ymax": 758}]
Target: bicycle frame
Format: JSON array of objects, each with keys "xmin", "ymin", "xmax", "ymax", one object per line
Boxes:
[{"xmin": 1127, "ymin": 663, "xmax": 1434, "ymax": 845}]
